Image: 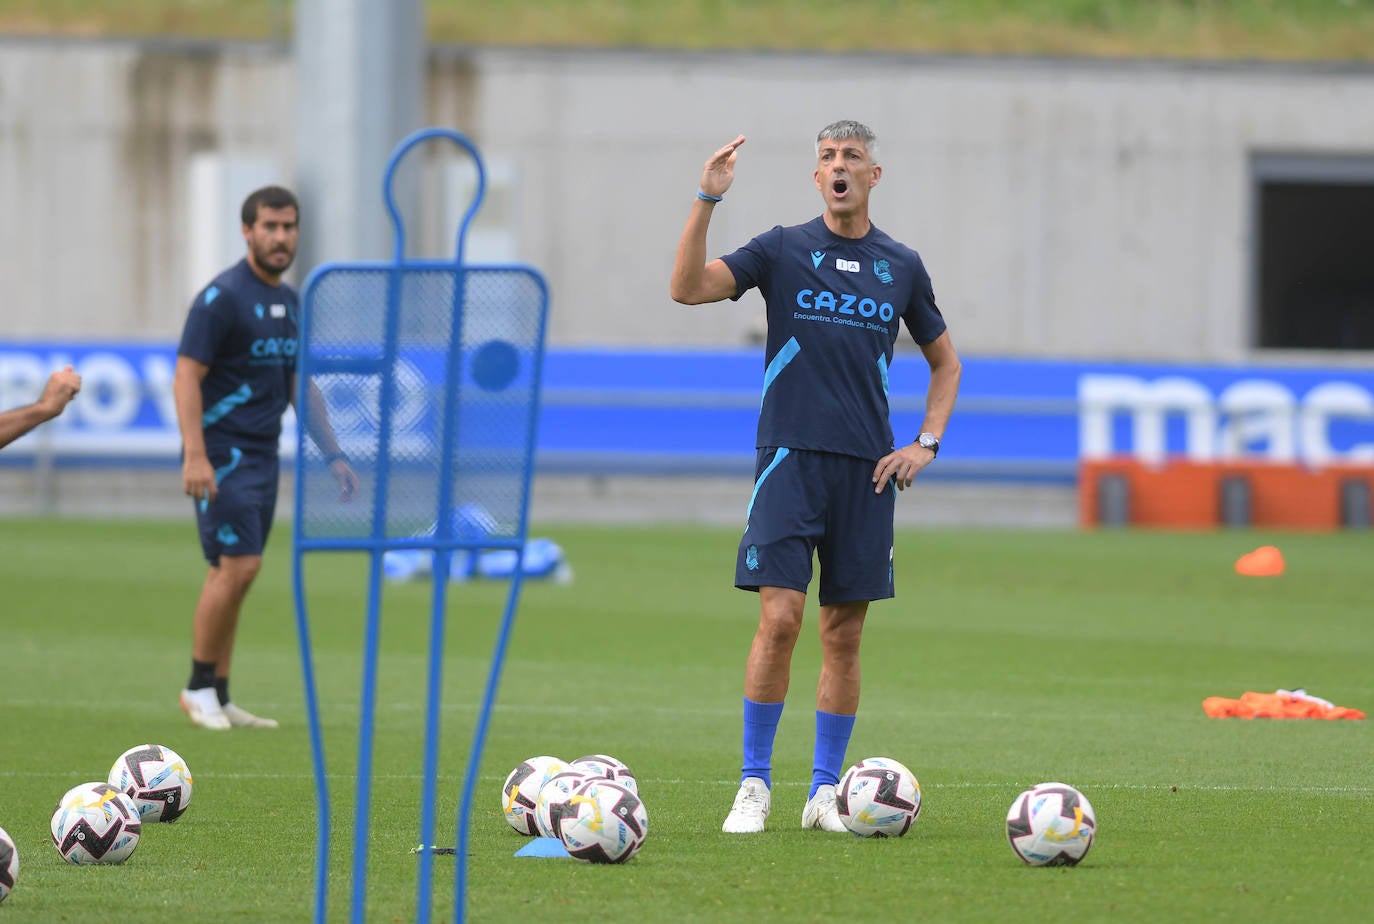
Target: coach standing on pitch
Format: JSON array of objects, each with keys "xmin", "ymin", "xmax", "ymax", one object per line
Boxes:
[
  {"xmin": 173, "ymin": 185, "xmax": 358, "ymax": 730},
  {"xmin": 670, "ymin": 121, "xmax": 962, "ymax": 833}
]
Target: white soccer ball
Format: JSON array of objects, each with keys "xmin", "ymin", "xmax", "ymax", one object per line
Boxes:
[
  {"xmin": 108, "ymin": 744, "xmax": 194, "ymax": 823},
  {"xmin": 50, "ymin": 782, "xmax": 142, "ymax": 865},
  {"xmin": 501, "ymin": 756, "xmax": 569, "ymax": 835},
  {"xmin": 556, "ymin": 778, "xmax": 648, "ymax": 864},
  {"xmin": 570, "ymin": 753, "xmax": 639, "ymax": 794},
  {"xmin": 836, "ymin": 756, "xmax": 922, "ymax": 837},
  {"xmin": 0, "ymin": 825, "xmax": 17, "ymax": 904},
  {"xmin": 534, "ymin": 769, "xmax": 591, "ymax": 838},
  {"xmin": 1006, "ymin": 782, "xmax": 1096, "ymax": 867}
]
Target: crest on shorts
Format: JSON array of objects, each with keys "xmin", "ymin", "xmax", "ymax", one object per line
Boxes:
[{"xmin": 745, "ymin": 545, "xmax": 759, "ymax": 571}]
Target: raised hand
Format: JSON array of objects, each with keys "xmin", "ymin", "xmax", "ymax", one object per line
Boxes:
[
  {"xmin": 700, "ymin": 135, "xmax": 746, "ymax": 199},
  {"xmin": 39, "ymin": 365, "xmax": 81, "ymax": 417}
]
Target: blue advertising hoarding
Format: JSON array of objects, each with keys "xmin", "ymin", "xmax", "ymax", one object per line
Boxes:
[{"xmin": 3, "ymin": 342, "xmax": 1373, "ymax": 483}]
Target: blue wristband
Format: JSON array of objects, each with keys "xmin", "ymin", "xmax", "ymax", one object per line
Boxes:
[{"xmin": 697, "ymin": 191, "xmax": 723, "ymax": 203}]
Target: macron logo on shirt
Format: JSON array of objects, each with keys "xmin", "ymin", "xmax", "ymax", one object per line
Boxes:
[{"xmin": 811, "ymin": 251, "xmax": 825, "ymax": 268}]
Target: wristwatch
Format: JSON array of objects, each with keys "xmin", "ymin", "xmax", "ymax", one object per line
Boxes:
[{"xmin": 916, "ymin": 432, "xmax": 940, "ymax": 457}]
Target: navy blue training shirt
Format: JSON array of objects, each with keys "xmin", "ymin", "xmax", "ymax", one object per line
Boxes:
[
  {"xmin": 177, "ymin": 258, "xmax": 298, "ymax": 451},
  {"xmin": 720, "ymin": 216, "xmax": 946, "ymax": 461}
]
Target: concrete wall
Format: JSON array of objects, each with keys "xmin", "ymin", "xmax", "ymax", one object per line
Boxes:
[
  {"xmin": 0, "ymin": 38, "xmax": 293, "ymax": 338},
  {"xmin": 3, "ymin": 36, "xmax": 1374, "ymax": 362}
]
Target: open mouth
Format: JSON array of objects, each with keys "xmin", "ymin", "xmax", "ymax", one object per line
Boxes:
[{"xmin": 831, "ymin": 177, "xmax": 849, "ymax": 197}]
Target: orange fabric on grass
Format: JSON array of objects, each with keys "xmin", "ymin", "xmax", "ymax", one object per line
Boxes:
[{"xmin": 1202, "ymin": 691, "xmax": 1365, "ymax": 720}]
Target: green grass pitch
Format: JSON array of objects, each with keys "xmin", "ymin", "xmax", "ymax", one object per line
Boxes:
[{"xmin": 1, "ymin": 517, "xmax": 1371, "ymax": 922}]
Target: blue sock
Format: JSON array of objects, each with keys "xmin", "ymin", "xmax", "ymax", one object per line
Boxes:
[
  {"xmin": 741, "ymin": 698, "xmax": 785, "ymax": 788},
  {"xmin": 810, "ymin": 710, "xmax": 856, "ymax": 798}
]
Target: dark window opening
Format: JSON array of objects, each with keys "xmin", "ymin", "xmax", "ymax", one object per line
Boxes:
[{"xmin": 1257, "ymin": 173, "xmax": 1374, "ymax": 351}]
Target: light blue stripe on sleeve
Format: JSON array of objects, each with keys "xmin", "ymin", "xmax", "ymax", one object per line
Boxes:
[
  {"xmin": 876, "ymin": 353, "xmax": 890, "ymax": 396},
  {"xmin": 202, "ymin": 384, "xmax": 252, "ymax": 427},
  {"xmin": 746, "ymin": 447, "xmax": 790, "ymax": 521},
  {"xmin": 760, "ymin": 337, "xmax": 801, "ymax": 409}
]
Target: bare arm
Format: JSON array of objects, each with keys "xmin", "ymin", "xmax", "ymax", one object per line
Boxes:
[
  {"xmin": 870, "ymin": 331, "xmax": 963, "ymax": 493},
  {"xmin": 913, "ymin": 330, "xmax": 962, "ymax": 443},
  {"xmin": 670, "ymin": 134, "xmax": 746, "ymax": 305},
  {"xmin": 292, "ymin": 374, "xmax": 358, "ymax": 502},
  {"xmin": 0, "ymin": 366, "xmax": 81, "ymax": 450},
  {"xmin": 173, "ymin": 356, "xmax": 217, "ymax": 503},
  {"xmin": 293, "ymin": 375, "xmax": 345, "ymax": 457}
]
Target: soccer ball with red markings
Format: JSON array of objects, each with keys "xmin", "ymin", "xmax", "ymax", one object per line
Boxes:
[
  {"xmin": 108, "ymin": 744, "xmax": 194, "ymax": 823},
  {"xmin": 556, "ymin": 778, "xmax": 648, "ymax": 863},
  {"xmin": 501, "ymin": 756, "xmax": 569, "ymax": 835},
  {"xmin": 0, "ymin": 825, "xmax": 17, "ymax": 904},
  {"xmin": 836, "ymin": 756, "xmax": 923, "ymax": 837},
  {"xmin": 1006, "ymin": 782, "xmax": 1096, "ymax": 867},
  {"xmin": 50, "ymin": 782, "xmax": 142, "ymax": 865}
]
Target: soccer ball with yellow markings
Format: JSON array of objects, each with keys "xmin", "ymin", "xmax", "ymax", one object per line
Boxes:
[
  {"xmin": 836, "ymin": 756, "xmax": 922, "ymax": 837},
  {"xmin": 501, "ymin": 756, "xmax": 569, "ymax": 835},
  {"xmin": 1005, "ymin": 782, "xmax": 1096, "ymax": 866},
  {"xmin": 108, "ymin": 743, "xmax": 194, "ymax": 823},
  {"xmin": 50, "ymin": 782, "xmax": 142, "ymax": 865},
  {"xmin": 0, "ymin": 825, "xmax": 17, "ymax": 904},
  {"xmin": 556, "ymin": 778, "xmax": 648, "ymax": 863}
]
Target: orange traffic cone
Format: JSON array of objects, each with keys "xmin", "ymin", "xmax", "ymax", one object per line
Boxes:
[{"xmin": 1235, "ymin": 545, "xmax": 1285, "ymax": 577}]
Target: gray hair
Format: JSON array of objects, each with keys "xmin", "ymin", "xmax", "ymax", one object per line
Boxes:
[{"xmin": 815, "ymin": 120, "xmax": 878, "ymax": 164}]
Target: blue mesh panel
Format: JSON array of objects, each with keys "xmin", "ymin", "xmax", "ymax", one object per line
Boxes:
[{"xmin": 295, "ymin": 266, "xmax": 547, "ymax": 545}]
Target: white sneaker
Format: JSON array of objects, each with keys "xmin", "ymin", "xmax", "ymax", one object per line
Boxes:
[
  {"xmin": 223, "ymin": 702, "xmax": 280, "ymax": 729},
  {"xmin": 722, "ymin": 777, "xmax": 770, "ymax": 833},
  {"xmin": 180, "ymin": 687, "xmax": 230, "ymax": 731},
  {"xmin": 802, "ymin": 784, "xmax": 848, "ymax": 833}
]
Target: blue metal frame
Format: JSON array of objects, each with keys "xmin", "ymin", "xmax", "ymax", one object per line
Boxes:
[{"xmin": 292, "ymin": 127, "xmax": 549, "ymax": 924}]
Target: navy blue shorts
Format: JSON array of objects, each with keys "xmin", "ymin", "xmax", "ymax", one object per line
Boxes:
[
  {"xmin": 192, "ymin": 444, "xmax": 280, "ymax": 565},
  {"xmin": 734, "ymin": 447, "xmax": 895, "ymax": 606}
]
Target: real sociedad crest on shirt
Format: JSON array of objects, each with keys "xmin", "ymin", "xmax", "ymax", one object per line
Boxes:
[{"xmin": 873, "ymin": 260, "xmax": 893, "ymax": 285}]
